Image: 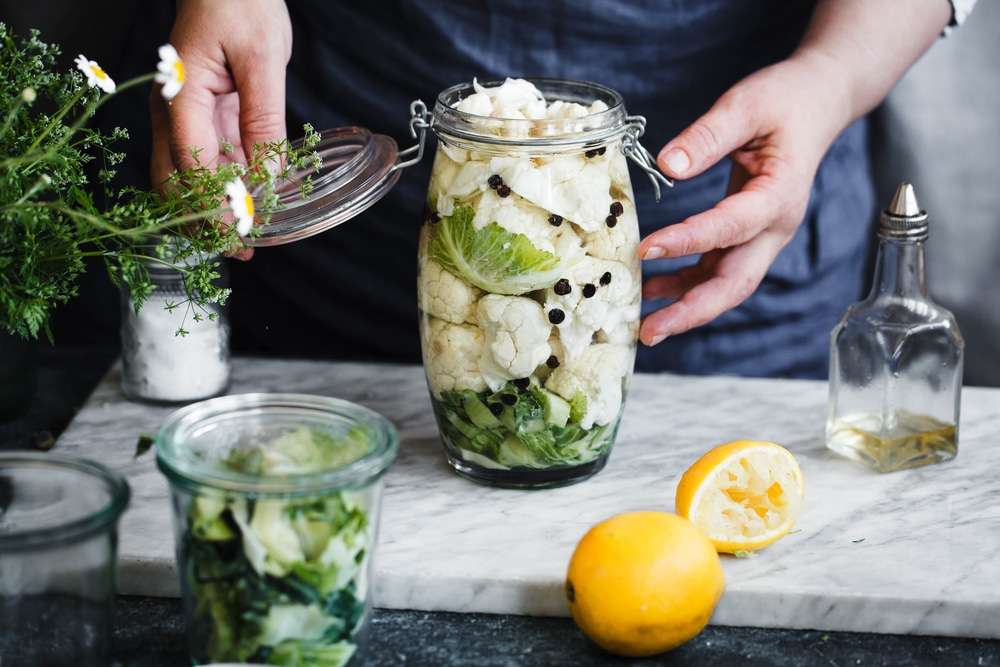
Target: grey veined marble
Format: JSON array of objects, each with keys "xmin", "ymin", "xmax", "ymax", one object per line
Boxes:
[{"xmin": 52, "ymin": 358, "xmax": 1000, "ymax": 639}]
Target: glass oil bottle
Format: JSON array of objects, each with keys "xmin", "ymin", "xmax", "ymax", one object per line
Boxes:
[{"xmin": 826, "ymin": 183, "xmax": 963, "ymax": 472}]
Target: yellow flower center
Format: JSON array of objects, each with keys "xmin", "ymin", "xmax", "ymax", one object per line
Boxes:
[
  {"xmin": 92, "ymin": 65, "xmax": 108, "ymax": 81},
  {"xmin": 243, "ymin": 193, "xmax": 255, "ymax": 218},
  {"xmin": 173, "ymin": 59, "xmax": 185, "ymax": 83}
]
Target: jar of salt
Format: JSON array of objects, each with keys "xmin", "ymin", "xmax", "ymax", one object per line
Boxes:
[{"xmin": 120, "ymin": 246, "xmax": 231, "ymax": 403}]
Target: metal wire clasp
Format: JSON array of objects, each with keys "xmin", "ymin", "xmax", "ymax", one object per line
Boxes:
[
  {"xmin": 622, "ymin": 115, "xmax": 673, "ymax": 202},
  {"xmin": 393, "ymin": 100, "xmax": 431, "ymax": 172}
]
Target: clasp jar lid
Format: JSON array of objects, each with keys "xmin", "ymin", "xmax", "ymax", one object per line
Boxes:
[{"xmin": 250, "ymin": 125, "xmax": 425, "ymax": 246}]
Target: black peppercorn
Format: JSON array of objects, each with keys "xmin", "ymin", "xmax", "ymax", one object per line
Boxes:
[
  {"xmin": 489, "ymin": 402, "xmax": 505, "ymax": 416},
  {"xmin": 488, "ymin": 174, "xmax": 503, "ymax": 189},
  {"xmin": 496, "ymin": 184, "xmax": 512, "ymax": 198},
  {"xmin": 605, "ymin": 215, "xmax": 618, "ymax": 228},
  {"xmin": 502, "ymin": 393, "xmax": 518, "ymax": 406},
  {"xmin": 610, "ymin": 201, "xmax": 624, "ymax": 218},
  {"xmin": 600, "ymin": 271, "xmax": 612, "ymax": 286},
  {"xmin": 582, "ymin": 283, "xmax": 597, "ymax": 298},
  {"xmin": 554, "ymin": 278, "xmax": 572, "ymax": 296},
  {"xmin": 548, "ymin": 214, "xmax": 563, "ymax": 227},
  {"xmin": 513, "ymin": 377, "xmax": 530, "ymax": 391},
  {"xmin": 548, "ymin": 308, "xmax": 566, "ymax": 325},
  {"xmin": 546, "ymin": 355, "xmax": 560, "ymax": 369}
]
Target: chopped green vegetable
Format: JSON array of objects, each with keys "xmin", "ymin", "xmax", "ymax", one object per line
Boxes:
[
  {"xmin": 181, "ymin": 428, "xmax": 373, "ymax": 666},
  {"xmin": 224, "ymin": 426, "xmax": 370, "ymax": 476},
  {"xmin": 431, "ymin": 380, "xmax": 617, "ymax": 470},
  {"xmin": 428, "ymin": 204, "xmax": 567, "ymax": 295}
]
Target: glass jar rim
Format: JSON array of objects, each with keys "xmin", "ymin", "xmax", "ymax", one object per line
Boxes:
[
  {"xmin": 431, "ymin": 77, "xmax": 629, "ymax": 148},
  {"xmin": 0, "ymin": 452, "xmax": 131, "ymax": 551},
  {"xmin": 155, "ymin": 393, "xmax": 399, "ymax": 496}
]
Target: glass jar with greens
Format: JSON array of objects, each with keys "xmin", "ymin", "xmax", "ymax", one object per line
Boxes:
[
  {"xmin": 155, "ymin": 393, "xmax": 398, "ymax": 667},
  {"xmin": 416, "ymin": 77, "xmax": 668, "ymax": 488}
]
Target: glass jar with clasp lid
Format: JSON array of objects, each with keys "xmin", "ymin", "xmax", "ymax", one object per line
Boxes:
[{"xmin": 413, "ymin": 77, "xmax": 670, "ymax": 488}]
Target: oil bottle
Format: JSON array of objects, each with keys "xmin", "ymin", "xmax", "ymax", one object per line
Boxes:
[{"xmin": 826, "ymin": 183, "xmax": 963, "ymax": 472}]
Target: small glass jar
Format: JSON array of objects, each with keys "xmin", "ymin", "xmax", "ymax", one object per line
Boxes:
[
  {"xmin": 0, "ymin": 452, "xmax": 130, "ymax": 667},
  {"xmin": 155, "ymin": 393, "xmax": 399, "ymax": 667},
  {"xmin": 417, "ymin": 78, "xmax": 652, "ymax": 488},
  {"xmin": 120, "ymin": 249, "xmax": 231, "ymax": 404}
]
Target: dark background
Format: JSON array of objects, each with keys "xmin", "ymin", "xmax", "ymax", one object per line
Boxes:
[{"xmin": 3, "ymin": 0, "xmax": 1000, "ymax": 384}]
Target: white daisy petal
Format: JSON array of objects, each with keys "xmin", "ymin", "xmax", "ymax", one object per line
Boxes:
[
  {"xmin": 225, "ymin": 179, "xmax": 256, "ymax": 236},
  {"xmin": 74, "ymin": 54, "xmax": 116, "ymax": 93},
  {"xmin": 155, "ymin": 44, "xmax": 185, "ymax": 100}
]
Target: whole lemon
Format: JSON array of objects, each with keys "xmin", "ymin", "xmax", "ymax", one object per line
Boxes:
[{"xmin": 565, "ymin": 511, "xmax": 725, "ymax": 657}]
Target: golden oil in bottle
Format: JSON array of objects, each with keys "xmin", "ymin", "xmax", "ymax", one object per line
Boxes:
[{"xmin": 826, "ymin": 410, "xmax": 957, "ymax": 473}]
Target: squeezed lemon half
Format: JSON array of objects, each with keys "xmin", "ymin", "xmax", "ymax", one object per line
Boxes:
[{"xmin": 675, "ymin": 440, "xmax": 805, "ymax": 554}]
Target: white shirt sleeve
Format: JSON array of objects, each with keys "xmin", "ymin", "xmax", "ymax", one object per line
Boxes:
[{"xmin": 946, "ymin": 0, "xmax": 978, "ymax": 32}]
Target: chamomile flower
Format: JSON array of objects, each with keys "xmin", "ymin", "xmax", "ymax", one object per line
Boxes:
[
  {"xmin": 225, "ymin": 179, "xmax": 255, "ymax": 236},
  {"xmin": 155, "ymin": 44, "xmax": 185, "ymax": 100},
  {"xmin": 74, "ymin": 54, "xmax": 116, "ymax": 93}
]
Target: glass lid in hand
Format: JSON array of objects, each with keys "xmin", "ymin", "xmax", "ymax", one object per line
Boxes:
[{"xmin": 250, "ymin": 125, "xmax": 420, "ymax": 246}]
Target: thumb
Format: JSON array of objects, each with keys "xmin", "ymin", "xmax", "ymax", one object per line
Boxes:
[{"xmin": 656, "ymin": 93, "xmax": 754, "ymax": 181}]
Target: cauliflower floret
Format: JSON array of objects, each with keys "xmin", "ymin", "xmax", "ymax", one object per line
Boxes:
[
  {"xmin": 597, "ymin": 303, "xmax": 641, "ymax": 346},
  {"xmin": 427, "ymin": 149, "xmax": 463, "ymax": 204},
  {"xmin": 455, "ymin": 91, "xmax": 495, "ymax": 117},
  {"xmin": 521, "ymin": 98, "xmax": 549, "ymax": 120},
  {"xmin": 469, "ymin": 77, "xmax": 545, "ymax": 114},
  {"xmin": 419, "ymin": 258, "xmax": 482, "ymax": 325},
  {"xmin": 545, "ymin": 99, "xmax": 589, "ymax": 119},
  {"xmin": 471, "ymin": 188, "xmax": 562, "ymax": 253},
  {"xmin": 476, "ymin": 294, "xmax": 553, "ymax": 391},
  {"xmin": 544, "ymin": 301, "xmax": 591, "ymax": 364},
  {"xmin": 543, "ymin": 256, "xmax": 639, "ymax": 363},
  {"xmin": 444, "ymin": 160, "xmax": 492, "ymax": 203},
  {"xmin": 490, "ymin": 155, "xmax": 613, "ymax": 233},
  {"xmin": 582, "ymin": 204, "xmax": 640, "ymax": 268},
  {"xmin": 422, "ymin": 317, "xmax": 488, "ymax": 397},
  {"xmin": 492, "ymin": 105, "xmax": 528, "ymax": 121},
  {"xmin": 440, "ymin": 141, "xmax": 469, "ymax": 164},
  {"xmin": 534, "ymin": 332, "xmax": 566, "ymax": 383},
  {"xmin": 545, "ymin": 342, "xmax": 633, "ymax": 430},
  {"xmin": 607, "ymin": 145, "xmax": 633, "ymax": 199}
]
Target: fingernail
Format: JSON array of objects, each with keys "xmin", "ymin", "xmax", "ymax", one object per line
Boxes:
[
  {"xmin": 649, "ymin": 334, "xmax": 667, "ymax": 346},
  {"xmin": 661, "ymin": 148, "xmax": 690, "ymax": 175},
  {"xmin": 642, "ymin": 246, "xmax": 666, "ymax": 260}
]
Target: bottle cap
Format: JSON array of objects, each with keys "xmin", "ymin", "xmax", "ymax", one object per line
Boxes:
[{"xmin": 879, "ymin": 182, "xmax": 928, "ymax": 240}]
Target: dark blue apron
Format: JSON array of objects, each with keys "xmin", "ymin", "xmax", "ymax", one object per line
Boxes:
[{"xmin": 223, "ymin": 0, "xmax": 875, "ymax": 379}]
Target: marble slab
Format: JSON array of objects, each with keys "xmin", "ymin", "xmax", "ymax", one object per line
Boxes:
[{"xmin": 51, "ymin": 358, "xmax": 1000, "ymax": 639}]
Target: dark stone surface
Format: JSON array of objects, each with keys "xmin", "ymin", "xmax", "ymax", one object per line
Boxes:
[
  {"xmin": 111, "ymin": 596, "xmax": 1000, "ymax": 667},
  {"xmin": 7, "ymin": 346, "xmax": 1000, "ymax": 666}
]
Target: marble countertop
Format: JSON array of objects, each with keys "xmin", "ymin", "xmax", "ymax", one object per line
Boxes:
[{"xmin": 51, "ymin": 358, "xmax": 1000, "ymax": 640}]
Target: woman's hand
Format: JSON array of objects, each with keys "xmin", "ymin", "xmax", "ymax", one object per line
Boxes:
[
  {"xmin": 638, "ymin": 0, "xmax": 952, "ymax": 347},
  {"xmin": 149, "ymin": 0, "xmax": 292, "ymax": 259}
]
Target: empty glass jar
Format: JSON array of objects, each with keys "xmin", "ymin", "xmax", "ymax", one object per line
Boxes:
[{"xmin": 0, "ymin": 452, "xmax": 130, "ymax": 667}]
